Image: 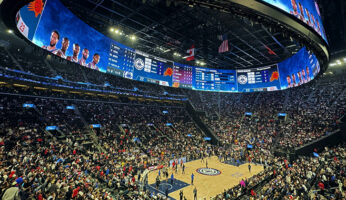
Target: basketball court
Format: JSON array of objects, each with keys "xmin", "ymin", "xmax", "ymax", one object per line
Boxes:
[{"xmin": 147, "ymin": 156, "xmax": 264, "ymax": 200}]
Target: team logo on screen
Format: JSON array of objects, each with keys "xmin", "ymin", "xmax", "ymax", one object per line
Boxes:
[
  {"xmin": 124, "ymin": 71, "xmax": 133, "ymax": 79},
  {"xmin": 237, "ymin": 75, "xmax": 248, "ymax": 84},
  {"xmin": 28, "ymin": 0, "xmax": 44, "ymax": 17},
  {"xmin": 196, "ymin": 168, "xmax": 221, "ymax": 176},
  {"xmin": 134, "ymin": 58, "xmax": 144, "ymax": 70}
]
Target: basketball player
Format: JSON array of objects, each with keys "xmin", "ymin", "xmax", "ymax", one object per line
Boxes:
[
  {"xmin": 42, "ymin": 30, "xmax": 60, "ymax": 54},
  {"xmin": 297, "ymin": 71, "xmax": 303, "ymax": 86},
  {"xmin": 307, "ymin": 66, "xmax": 312, "ymax": 81},
  {"xmin": 301, "ymin": 69, "xmax": 307, "ymax": 83},
  {"xmin": 155, "ymin": 176, "xmax": 160, "ymax": 189},
  {"xmin": 206, "ymin": 160, "xmax": 208, "ymax": 168},
  {"xmin": 311, "ymin": 14, "xmax": 316, "ymax": 30},
  {"xmin": 292, "ymin": 74, "xmax": 297, "ymax": 87},
  {"xmin": 290, "ymin": 0, "xmax": 299, "ymax": 17},
  {"xmin": 305, "ymin": 8, "xmax": 312, "ymax": 26},
  {"xmin": 170, "ymin": 173, "xmax": 174, "ymax": 185},
  {"xmin": 298, "ymin": 3, "xmax": 305, "ymax": 21},
  {"xmin": 287, "ymin": 75, "xmax": 293, "ymax": 88},
  {"xmin": 67, "ymin": 43, "xmax": 80, "ymax": 63},
  {"xmin": 193, "ymin": 187, "xmax": 197, "ymax": 200},
  {"xmin": 165, "ymin": 187, "xmax": 169, "ymax": 198},
  {"xmin": 87, "ymin": 53, "xmax": 100, "ymax": 71},
  {"xmin": 78, "ymin": 48, "xmax": 89, "ymax": 66},
  {"xmin": 55, "ymin": 37, "xmax": 69, "ymax": 59},
  {"xmin": 316, "ymin": 20, "xmax": 321, "ymax": 33}
]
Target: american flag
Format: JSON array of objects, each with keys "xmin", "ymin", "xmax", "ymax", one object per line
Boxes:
[{"xmin": 218, "ymin": 34, "xmax": 229, "ymax": 53}]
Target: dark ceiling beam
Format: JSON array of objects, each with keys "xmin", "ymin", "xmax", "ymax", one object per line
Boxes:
[
  {"xmin": 118, "ymin": 6, "xmax": 145, "ymax": 24},
  {"xmin": 91, "ymin": 0, "xmax": 105, "ymax": 12},
  {"xmin": 241, "ymin": 26, "xmax": 282, "ymax": 61},
  {"xmin": 228, "ymin": 30, "xmax": 269, "ymax": 62},
  {"xmin": 261, "ymin": 25, "xmax": 290, "ymax": 55},
  {"xmin": 108, "ymin": 0, "xmax": 186, "ymax": 39},
  {"xmin": 228, "ymin": 50, "xmax": 253, "ymax": 66},
  {"xmin": 84, "ymin": 0, "xmax": 192, "ymax": 58},
  {"xmin": 222, "ymin": 55, "xmax": 246, "ymax": 68},
  {"xmin": 72, "ymin": 1, "xmax": 180, "ymax": 52},
  {"xmin": 231, "ymin": 44, "xmax": 260, "ymax": 64}
]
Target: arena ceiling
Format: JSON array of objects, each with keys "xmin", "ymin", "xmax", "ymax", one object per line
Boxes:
[
  {"xmin": 61, "ymin": 0, "xmax": 303, "ymax": 69},
  {"xmin": 318, "ymin": 0, "xmax": 346, "ymax": 57}
]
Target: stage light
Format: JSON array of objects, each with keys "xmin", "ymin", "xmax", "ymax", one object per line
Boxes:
[
  {"xmin": 110, "ymin": 28, "xmax": 114, "ymax": 32},
  {"xmin": 7, "ymin": 29, "xmax": 13, "ymax": 34},
  {"xmin": 115, "ymin": 29, "xmax": 119, "ymax": 34},
  {"xmin": 173, "ymin": 52, "xmax": 181, "ymax": 57},
  {"xmin": 130, "ymin": 35, "xmax": 136, "ymax": 40}
]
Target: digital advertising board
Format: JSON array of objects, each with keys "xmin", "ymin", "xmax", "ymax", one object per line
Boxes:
[
  {"xmin": 278, "ymin": 47, "xmax": 320, "ymax": 90},
  {"xmin": 258, "ymin": 0, "xmax": 328, "ymax": 44},
  {"xmin": 16, "ymin": 0, "xmax": 322, "ymax": 92},
  {"xmin": 237, "ymin": 65, "xmax": 281, "ymax": 92}
]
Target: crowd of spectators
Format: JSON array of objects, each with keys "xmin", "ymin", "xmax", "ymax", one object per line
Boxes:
[
  {"xmin": 190, "ymin": 74, "xmax": 345, "ymax": 151},
  {"xmin": 0, "ymin": 44, "xmax": 345, "ymax": 199},
  {"xmin": 213, "ymin": 144, "xmax": 345, "ymax": 200},
  {"xmin": 0, "ymin": 86, "xmax": 208, "ymax": 199}
]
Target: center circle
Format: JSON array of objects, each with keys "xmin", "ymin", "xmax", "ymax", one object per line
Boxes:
[
  {"xmin": 196, "ymin": 168, "xmax": 221, "ymax": 176},
  {"xmin": 160, "ymin": 183, "xmax": 173, "ymax": 190}
]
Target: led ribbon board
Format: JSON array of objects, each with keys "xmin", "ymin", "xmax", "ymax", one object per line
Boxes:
[{"xmin": 17, "ymin": 0, "xmax": 321, "ymax": 93}]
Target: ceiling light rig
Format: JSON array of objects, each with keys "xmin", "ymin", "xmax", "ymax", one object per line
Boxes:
[
  {"xmin": 130, "ymin": 35, "xmax": 136, "ymax": 41},
  {"xmin": 195, "ymin": 60, "xmax": 206, "ymax": 66},
  {"xmin": 173, "ymin": 52, "xmax": 181, "ymax": 57},
  {"xmin": 109, "ymin": 27, "xmax": 127, "ymax": 38}
]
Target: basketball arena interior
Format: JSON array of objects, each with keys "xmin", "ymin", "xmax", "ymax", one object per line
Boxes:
[{"xmin": 0, "ymin": 0, "xmax": 345, "ymax": 199}]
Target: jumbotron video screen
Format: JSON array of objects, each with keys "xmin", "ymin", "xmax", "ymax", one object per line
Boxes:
[{"xmin": 16, "ymin": 0, "xmax": 321, "ymax": 92}]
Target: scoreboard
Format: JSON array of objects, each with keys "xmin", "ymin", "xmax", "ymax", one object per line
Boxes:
[
  {"xmin": 193, "ymin": 68, "xmax": 237, "ymax": 92},
  {"xmin": 107, "ymin": 42, "xmax": 135, "ymax": 79},
  {"xmin": 133, "ymin": 51, "xmax": 173, "ymax": 87},
  {"xmin": 26, "ymin": 0, "xmax": 321, "ymax": 93},
  {"xmin": 237, "ymin": 65, "xmax": 281, "ymax": 92},
  {"xmin": 216, "ymin": 69, "xmax": 237, "ymax": 92},
  {"xmin": 172, "ymin": 63, "xmax": 193, "ymax": 89}
]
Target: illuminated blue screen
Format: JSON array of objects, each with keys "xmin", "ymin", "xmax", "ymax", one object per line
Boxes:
[
  {"xmin": 15, "ymin": 0, "xmax": 46, "ymax": 40},
  {"xmin": 66, "ymin": 106, "xmax": 75, "ymax": 110},
  {"xmin": 46, "ymin": 126, "xmax": 58, "ymax": 131},
  {"xmin": 23, "ymin": 103, "xmax": 35, "ymax": 108},
  {"xmin": 18, "ymin": 0, "xmax": 321, "ymax": 93},
  {"xmin": 237, "ymin": 65, "xmax": 281, "ymax": 92},
  {"xmin": 278, "ymin": 47, "xmax": 320, "ymax": 90},
  {"xmin": 258, "ymin": 0, "xmax": 328, "ymax": 44},
  {"xmin": 193, "ymin": 68, "xmax": 237, "ymax": 92},
  {"xmin": 91, "ymin": 124, "xmax": 101, "ymax": 128}
]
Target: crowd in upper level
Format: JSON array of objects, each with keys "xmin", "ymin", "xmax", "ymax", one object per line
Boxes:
[{"xmin": 0, "ymin": 44, "xmax": 345, "ymax": 199}]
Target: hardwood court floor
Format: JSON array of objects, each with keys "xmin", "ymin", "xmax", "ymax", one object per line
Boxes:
[{"xmin": 148, "ymin": 156, "xmax": 264, "ymax": 200}]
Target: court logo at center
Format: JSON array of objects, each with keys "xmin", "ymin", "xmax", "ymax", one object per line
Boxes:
[{"xmin": 196, "ymin": 168, "xmax": 221, "ymax": 176}]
